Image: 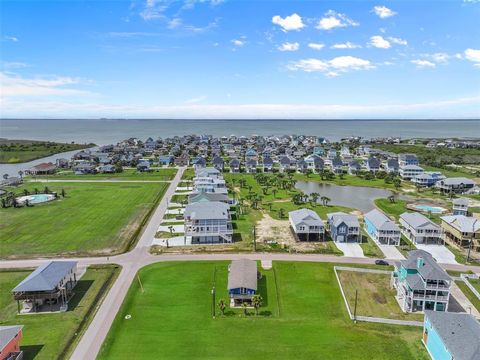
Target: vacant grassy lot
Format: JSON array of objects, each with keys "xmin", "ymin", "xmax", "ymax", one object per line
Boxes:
[
  {"xmin": 455, "ymin": 280, "xmax": 480, "ymax": 312},
  {"xmin": 29, "ymin": 168, "xmax": 177, "ymax": 181},
  {"xmin": 0, "ymin": 182, "xmax": 167, "ymax": 258},
  {"xmin": 0, "ymin": 265, "xmax": 119, "ymax": 360},
  {"xmin": 337, "ymin": 270, "xmax": 424, "ymax": 321},
  {"xmin": 0, "ymin": 139, "xmax": 93, "ymax": 163},
  {"xmin": 294, "ymin": 172, "xmax": 399, "ymax": 190},
  {"xmin": 99, "ymin": 261, "xmax": 427, "ymax": 359}
]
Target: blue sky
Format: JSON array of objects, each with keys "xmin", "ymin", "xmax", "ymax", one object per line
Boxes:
[{"xmin": 1, "ymin": 0, "xmax": 479, "ymax": 118}]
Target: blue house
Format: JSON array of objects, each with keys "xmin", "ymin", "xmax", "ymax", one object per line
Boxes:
[
  {"xmin": 364, "ymin": 209, "xmax": 401, "ymax": 245},
  {"xmin": 158, "ymin": 155, "xmax": 173, "ymax": 166},
  {"xmin": 327, "ymin": 212, "xmax": 360, "ymax": 242},
  {"xmin": 227, "ymin": 259, "xmax": 258, "ymax": 306},
  {"xmin": 423, "ymin": 311, "xmax": 480, "ymax": 360}
]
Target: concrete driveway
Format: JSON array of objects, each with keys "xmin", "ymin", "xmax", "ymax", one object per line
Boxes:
[
  {"xmin": 377, "ymin": 244, "xmax": 405, "ymax": 260},
  {"xmin": 415, "ymin": 244, "xmax": 458, "ymax": 265},
  {"xmin": 335, "ymin": 242, "xmax": 365, "ymax": 258}
]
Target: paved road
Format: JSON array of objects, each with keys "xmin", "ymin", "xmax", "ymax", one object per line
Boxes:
[{"xmin": 1, "ymin": 164, "xmax": 480, "ymax": 359}]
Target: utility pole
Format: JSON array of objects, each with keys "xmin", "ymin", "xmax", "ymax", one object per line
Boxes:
[
  {"xmin": 353, "ymin": 289, "xmax": 358, "ymax": 323},
  {"xmin": 211, "ymin": 286, "xmax": 216, "ymax": 318}
]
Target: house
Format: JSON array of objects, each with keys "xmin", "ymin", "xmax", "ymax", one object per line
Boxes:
[
  {"xmin": 246, "ymin": 159, "xmax": 257, "ymax": 173},
  {"xmin": 193, "ymin": 177, "xmax": 228, "ymax": 194},
  {"xmin": 411, "ymin": 172, "xmax": 445, "ymax": 187},
  {"xmin": 27, "ymin": 162, "xmax": 56, "ymax": 175},
  {"xmin": 136, "ymin": 160, "xmax": 151, "ymax": 172},
  {"xmin": 313, "ymin": 146, "xmax": 325, "ymax": 156},
  {"xmin": 195, "ymin": 167, "xmax": 221, "ymax": 178},
  {"xmin": 348, "ymin": 160, "xmax": 361, "ymax": 175},
  {"xmin": 289, "ymin": 209, "xmax": 325, "ymax": 241},
  {"xmin": 55, "ymin": 158, "xmax": 70, "ymax": 168},
  {"xmin": 398, "ymin": 154, "xmax": 419, "ymax": 167},
  {"xmin": 422, "ymin": 311, "xmax": 480, "ymax": 360},
  {"xmin": 364, "ymin": 209, "xmax": 401, "ymax": 245},
  {"xmin": 399, "ymin": 165, "xmax": 424, "ymax": 180},
  {"xmin": 304, "ymin": 154, "xmax": 323, "ymax": 172},
  {"xmin": 12, "ymin": 261, "xmax": 78, "ymax": 313},
  {"xmin": 366, "ymin": 157, "xmax": 381, "ymax": 173},
  {"xmin": 262, "ymin": 156, "xmax": 274, "ymax": 172},
  {"xmin": 184, "ymin": 201, "xmax": 233, "ymax": 244},
  {"xmin": 340, "ymin": 146, "xmax": 352, "ymax": 161},
  {"xmin": 158, "ymin": 155, "xmax": 174, "ymax": 166},
  {"xmin": 1, "ymin": 177, "xmax": 22, "ymax": 186},
  {"xmin": 399, "ymin": 212, "xmax": 443, "ymax": 245},
  {"xmin": 192, "ymin": 156, "xmax": 206, "ymax": 170},
  {"xmin": 229, "ymin": 158, "xmax": 240, "ymax": 173},
  {"xmin": 278, "ymin": 156, "xmax": 293, "ymax": 172},
  {"xmin": 391, "ymin": 250, "xmax": 451, "ymax": 313},
  {"xmin": 0, "ymin": 325, "xmax": 23, "ymax": 360},
  {"xmin": 440, "ymin": 215, "xmax": 480, "ymax": 254},
  {"xmin": 452, "ymin": 198, "xmax": 469, "ymax": 216},
  {"xmin": 244, "ymin": 148, "xmax": 258, "ymax": 161},
  {"xmin": 327, "ymin": 212, "xmax": 360, "ymax": 242},
  {"xmin": 97, "ymin": 164, "xmax": 116, "ymax": 174},
  {"xmin": 212, "ymin": 156, "xmax": 225, "ymax": 171},
  {"xmin": 385, "ymin": 159, "xmax": 399, "ymax": 173},
  {"xmin": 435, "ymin": 177, "xmax": 476, "ymax": 194},
  {"xmin": 331, "ymin": 157, "xmax": 344, "ymax": 174},
  {"xmin": 73, "ymin": 163, "xmax": 95, "ymax": 175},
  {"xmin": 188, "ymin": 192, "xmax": 234, "ymax": 205},
  {"xmin": 296, "ymin": 158, "xmax": 308, "ymax": 173},
  {"xmin": 228, "ymin": 259, "xmax": 258, "ymax": 306},
  {"xmin": 326, "ymin": 149, "xmax": 337, "ymax": 160},
  {"xmin": 174, "ymin": 153, "xmax": 190, "ymax": 166}
]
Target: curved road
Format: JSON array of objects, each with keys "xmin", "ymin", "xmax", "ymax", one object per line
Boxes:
[{"xmin": 1, "ymin": 166, "xmax": 478, "ymax": 359}]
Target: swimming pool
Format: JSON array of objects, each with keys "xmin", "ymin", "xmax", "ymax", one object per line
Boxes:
[
  {"xmin": 410, "ymin": 204, "xmax": 447, "ymax": 214},
  {"xmin": 16, "ymin": 193, "xmax": 56, "ymax": 205}
]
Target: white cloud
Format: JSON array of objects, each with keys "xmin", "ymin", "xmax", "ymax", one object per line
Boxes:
[
  {"xmin": 288, "ymin": 56, "xmax": 374, "ymax": 76},
  {"xmin": 3, "ymin": 35, "xmax": 19, "ymax": 42},
  {"xmin": 411, "ymin": 59, "xmax": 436, "ymax": 68},
  {"xmin": 0, "ymin": 72, "xmax": 89, "ymax": 97},
  {"xmin": 372, "ymin": 6, "xmax": 396, "ymax": 19},
  {"xmin": 308, "ymin": 43, "xmax": 325, "ymax": 50},
  {"xmin": 231, "ymin": 38, "xmax": 245, "ymax": 47},
  {"xmin": 278, "ymin": 42, "xmax": 300, "ymax": 51},
  {"xmin": 388, "ymin": 37, "xmax": 407, "ymax": 46},
  {"xmin": 465, "ymin": 48, "xmax": 480, "ymax": 67},
  {"xmin": 272, "ymin": 13, "xmax": 305, "ymax": 32},
  {"xmin": 369, "ymin": 35, "xmax": 391, "ymax": 49},
  {"xmin": 316, "ymin": 10, "xmax": 359, "ymax": 30},
  {"xmin": 2, "ymin": 62, "xmax": 28, "ymax": 69},
  {"xmin": 331, "ymin": 42, "xmax": 361, "ymax": 49},
  {"xmin": 185, "ymin": 95, "xmax": 207, "ymax": 103}
]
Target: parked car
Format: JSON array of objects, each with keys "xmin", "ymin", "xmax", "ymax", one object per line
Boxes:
[{"xmin": 375, "ymin": 259, "xmax": 389, "ymax": 266}]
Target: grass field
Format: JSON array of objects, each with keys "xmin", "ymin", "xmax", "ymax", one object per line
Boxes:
[
  {"xmin": 0, "ymin": 265, "xmax": 120, "ymax": 360},
  {"xmin": 455, "ymin": 280, "xmax": 480, "ymax": 312},
  {"xmin": 98, "ymin": 261, "xmax": 427, "ymax": 359},
  {"xmin": 28, "ymin": 168, "xmax": 177, "ymax": 181},
  {"xmin": 337, "ymin": 270, "xmax": 423, "ymax": 321},
  {"xmin": 0, "ymin": 139, "xmax": 94, "ymax": 164},
  {"xmin": 294, "ymin": 172, "xmax": 399, "ymax": 190},
  {"xmin": 0, "ymin": 182, "xmax": 167, "ymax": 258}
]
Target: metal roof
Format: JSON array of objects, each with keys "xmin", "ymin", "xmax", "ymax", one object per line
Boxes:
[
  {"xmin": 184, "ymin": 201, "xmax": 230, "ymax": 220},
  {"xmin": 400, "ymin": 250, "xmax": 450, "ymax": 281},
  {"xmin": 425, "ymin": 311, "xmax": 480, "ymax": 360},
  {"xmin": 441, "ymin": 215, "xmax": 480, "ymax": 232},
  {"xmin": 364, "ymin": 209, "xmax": 400, "ymax": 232},
  {"xmin": 227, "ymin": 259, "xmax": 258, "ymax": 291},
  {"xmin": 400, "ymin": 212, "xmax": 440, "ymax": 231},
  {"xmin": 327, "ymin": 212, "xmax": 359, "ymax": 228},
  {"xmin": 12, "ymin": 261, "xmax": 77, "ymax": 293},
  {"xmin": 289, "ymin": 209, "xmax": 324, "ymax": 227},
  {"xmin": 0, "ymin": 325, "xmax": 23, "ymax": 350}
]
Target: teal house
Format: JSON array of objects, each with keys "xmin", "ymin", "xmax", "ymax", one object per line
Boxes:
[{"xmin": 423, "ymin": 311, "xmax": 480, "ymax": 360}]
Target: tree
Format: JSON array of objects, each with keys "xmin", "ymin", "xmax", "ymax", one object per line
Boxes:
[
  {"xmin": 278, "ymin": 208, "xmax": 286, "ymax": 219},
  {"xmin": 320, "ymin": 196, "xmax": 331, "ymax": 206},
  {"xmin": 2, "ymin": 174, "xmax": 8, "ymax": 180},
  {"xmin": 44, "ymin": 186, "xmax": 50, "ymax": 194},
  {"xmin": 310, "ymin": 192, "xmax": 320, "ymax": 206},
  {"xmin": 168, "ymin": 225, "xmax": 175, "ymax": 236},
  {"xmin": 23, "ymin": 189, "xmax": 29, "ymax": 196},
  {"xmin": 18, "ymin": 170, "xmax": 23, "ymax": 179},
  {"xmin": 61, "ymin": 188, "xmax": 66, "ymax": 198},
  {"xmin": 1, "ymin": 198, "xmax": 6, "ymax": 208},
  {"xmin": 241, "ymin": 302, "xmax": 249, "ymax": 316},
  {"xmin": 272, "ymin": 188, "xmax": 278, "ymax": 199},
  {"xmin": 251, "ymin": 294, "xmax": 263, "ymax": 315},
  {"xmin": 388, "ymin": 194, "xmax": 396, "ymax": 203},
  {"xmin": 218, "ymin": 299, "xmax": 226, "ymax": 316},
  {"xmin": 393, "ymin": 178, "xmax": 401, "ymax": 189}
]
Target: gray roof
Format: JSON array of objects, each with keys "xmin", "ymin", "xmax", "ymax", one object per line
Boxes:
[
  {"xmin": 400, "ymin": 250, "xmax": 450, "ymax": 281},
  {"xmin": 425, "ymin": 311, "xmax": 480, "ymax": 360},
  {"xmin": 262, "ymin": 156, "xmax": 274, "ymax": 165},
  {"xmin": 401, "ymin": 164, "xmax": 424, "ymax": 170},
  {"xmin": 387, "ymin": 159, "xmax": 399, "ymax": 168},
  {"xmin": 400, "ymin": 212, "xmax": 440, "ymax": 231},
  {"xmin": 12, "ymin": 261, "xmax": 77, "ymax": 293},
  {"xmin": 364, "ymin": 209, "xmax": 400, "ymax": 232},
  {"xmin": 452, "ymin": 198, "xmax": 469, "ymax": 206},
  {"xmin": 439, "ymin": 177, "xmax": 475, "ymax": 186},
  {"xmin": 367, "ymin": 157, "xmax": 380, "ymax": 168},
  {"xmin": 327, "ymin": 212, "xmax": 359, "ymax": 228},
  {"xmin": 184, "ymin": 201, "xmax": 229, "ymax": 220},
  {"xmin": 228, "ymin": 259, "xmax": 258, "ymax": 291},
  {"xmin": 212, "ymin": 156, "xmax": 224, "ymax": 165},
  {"xmin": 189, "ymin": 192, "xmax": 230, "ymax": 203},
  {"xmin": 289, "ymin": 209, "xmax": 324, "ymax": 227},
  {"xmin": 332, "ymin": 157, "xmax": 343, "ymax": 167},
  {"xmin": 441, "ymin": 215, "xmax": 480, "ymax": 232},
  {"xmin": 0, "ymin": 325, "xmax": 23, "ymax": 350},
  {"xmin": 398, "ymin": 154, "xmax": 418, "ymax": 161}
]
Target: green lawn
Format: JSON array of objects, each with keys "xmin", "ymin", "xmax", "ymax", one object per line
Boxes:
[
  {"xmin": 374, "ymin": 198, "xmax": 409, "ymax": 219},
  {"xmin": 294, "ymin": 172, "xmax": 399, "ymax": 190},
  {"xmin": 99, "ymin": 261, "xmax": 427, "ymax": 360},
  {"xmin": 28, "ymin": 168, "xmax": 177, "ymax": 181},
  {"xmin": 455, "ymin": 281, "xmax": 480, "ymax": 312},
  {"xmin": 359, "ymin": 231, "xmax": 385, "ymax": 258},
  {"xmin": 0, "ymin": 265, "xmax": 120, "ymax": 360},
  {"xmin": 469, "ymin": 278, "xmax": 480, "ymax": 293},
  {"xmin": 0, "ymin": 139, "xmax": 94, "ymax": 163},
  {"xmin": 0, "ymin": 182, "xmax": 167, "ymax": 258},
  {"xmin": 337, "ymin": 270, "xmax": 423, "ymax": 321}
]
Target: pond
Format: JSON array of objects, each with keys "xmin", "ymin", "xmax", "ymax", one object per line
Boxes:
[{"xmin": 295, "ymin": 181, "xmax": 396, "ymax": 213}]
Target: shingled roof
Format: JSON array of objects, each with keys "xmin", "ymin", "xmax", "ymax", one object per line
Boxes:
[
  {"xmin": 227, "ymin": 259, "xmax": 257, "ymax": 291},
  {"xmin": 12, "ymin": 261, "xmax": 77, "ymax": 293}
]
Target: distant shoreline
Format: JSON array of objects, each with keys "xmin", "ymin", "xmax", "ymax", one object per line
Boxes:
[{"xmin": 2, "ymin": 118, "xmax": 480, "ymax": 121}]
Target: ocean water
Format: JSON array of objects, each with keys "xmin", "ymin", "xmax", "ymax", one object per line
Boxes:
[{"xmin": 1, "ymin": 119, "xmax": 479, "ymax": 145}]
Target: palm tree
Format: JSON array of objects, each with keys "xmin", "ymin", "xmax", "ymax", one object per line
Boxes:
[
  {"xmin": 278, "ymin": 208, "xmax": 285, "ymax": 219},
  {"xmin": 168, "ymin": 225, "xmax": 175, "ymax": 236},
  {"xmin": 61, "ymin": 188, "xmax": 66, "ymax": 197},
  {"xmin": 310, "ymin": 192, "xmax": 320, "ymax": 206},
  {"xmin": 241, "ymin": 302, "xmax": 248, "ymax": 316},
  {"xmin": 44, "ymin": 186, "xmax": 50, "ymax": 194},
  {"xmin": 18, "ymin": 170, "xmax": 23, "ymax": 179},
  {"xmin": 218, "ymin": 299, "xmax": 226, "ymax": 316},
  {"xmin": 251, "ymin": 294, "xmax": 263, "ymax": 315},
  {"xmin": 272, "ymin": 188, "xmax": 278, "ymax": 199},
  {"xmin": 34, "ymin": 188, "xmax": 39, "ymax": 194},
  {"xmin": 23, "ymin": 189, "xmax": 29, "ymax": 196},
  {"xmin": 320, "ymin": 196, "xmax": 331, "ymax": 206},
  {"xmin": 388, "ymin": 194, "xmax": 396, "ymax": 203},
  {"xmin": 1, "ymin": 198, "xmax": 6, "ymax": 208},
  {"xmin": 2, "ymin": 174, "xmax": 8, "ymax": 180}
]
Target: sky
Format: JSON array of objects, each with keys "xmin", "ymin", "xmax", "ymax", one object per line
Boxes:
[{"xmin": 1, "ymin": 0, "xmax": 480, "ymax": 119}]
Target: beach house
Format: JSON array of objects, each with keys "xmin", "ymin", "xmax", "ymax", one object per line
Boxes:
[
  {"xmin": 184, "ymin": 201, "xmax": 233, "ymax": 244},
  {"xmin": 0, "ymin": 325, "xmax": 23, "ymax": 360},
  {"xmin": 327, "ymin": 212, "xmax": 360, "ymax": 242},
  {"xmin": 452, "ymin": 198, "xmax": 469, "ymax": 216},
  {"xmin": 435, "ymin": 177, "xmax": 476, "ymax": 194},
  {"xmin": 399, "ymin": 212, "xmax": 443, "ymax": 245},
  {"xmin": 364, "ymin": 209, "xmax": 401, "ymax": 245},
  {"xmin": 440, "ymin": 215, "xmax": 480, "ymax": 254},
  {"xmin": 227, "ymin": 259, "xmax": 258, "ymax": 306},
  {"xmin": 289, "ymin": 209, "xmax": 325, "ymax": 241}
]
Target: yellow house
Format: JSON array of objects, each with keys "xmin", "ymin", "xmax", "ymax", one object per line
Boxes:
[{"xmin": 440, "ymin": 215, "xmax": 480, "ymax": 254}]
